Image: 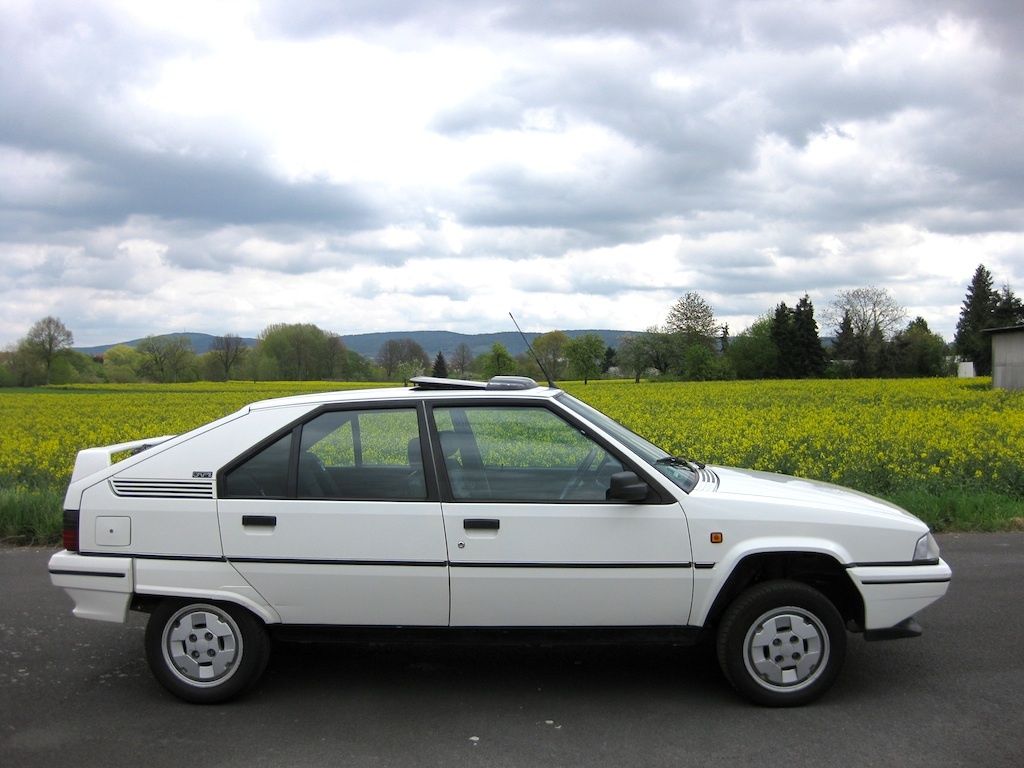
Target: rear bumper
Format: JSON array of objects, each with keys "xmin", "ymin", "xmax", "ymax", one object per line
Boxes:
[
  {"xmin": 848, "ymin": 558, "xmax": 952, "ymax": 631},
  {"xmin": 48, "ymin": 550, "xmax": 132, "ymax": 623}
]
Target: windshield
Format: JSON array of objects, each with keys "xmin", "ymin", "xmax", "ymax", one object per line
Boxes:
[{"xmin": 555, "ymin": 393, "xmax": 697, "ymax": 493}]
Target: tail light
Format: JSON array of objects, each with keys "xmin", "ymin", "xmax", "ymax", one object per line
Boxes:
[{"xmin": 62, "ymin": 510, "xmax": 80, "ymax": 552}]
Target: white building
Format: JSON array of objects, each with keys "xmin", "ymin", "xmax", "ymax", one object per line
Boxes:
[{"xmin": 986, "ymin": 325, "xmax": 1024, "ymax": 391}]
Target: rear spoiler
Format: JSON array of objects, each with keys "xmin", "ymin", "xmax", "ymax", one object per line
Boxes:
[{"xmin": 69, "ymin": 435, "xmax": 177, "ymax": 484}]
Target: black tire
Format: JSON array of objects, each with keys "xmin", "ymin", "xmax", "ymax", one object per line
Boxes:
[
  {"xmin": 145, "ymin": 599, "xmax": 270, "ymax": 704},
  {"xmin": 716, "ymin": 580, "xmax": 846, "ymax": 707}
]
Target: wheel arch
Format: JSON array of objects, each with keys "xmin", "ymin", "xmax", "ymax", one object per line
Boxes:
[
  {"xmin": 701, "ymin": 551, "xmax": 864, "ymax": 632},
  {"xmin": 131, "ymin": 590, "xmax": 281, "ymax": 624}
]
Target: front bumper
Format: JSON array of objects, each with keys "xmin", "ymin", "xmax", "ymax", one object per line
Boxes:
[
  {"xmin": 848, "ymin": 558, "xmax": 952, "ymax": 631},
  {"xmin": 48, "ymin": 550, "xmax": 132, "ymax": 623}
]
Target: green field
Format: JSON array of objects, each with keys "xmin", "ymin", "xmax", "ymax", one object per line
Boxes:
[{"xmin": 1, "ymin": 378, "xmax": 1022, "ymax": 543}]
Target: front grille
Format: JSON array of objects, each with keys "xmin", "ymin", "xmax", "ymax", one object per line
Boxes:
[{"xmin": 109, "ymin": 478, "xmax": 214, "ymax": 499}]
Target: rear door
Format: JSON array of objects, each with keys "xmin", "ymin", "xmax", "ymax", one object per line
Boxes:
[
  {"xmin": 217, "ymin": 403, "xmax": 449, "ymax": 625},
  {"xmin": 430, "ymin": 402, "xmax": 693, "ymax": 627}
]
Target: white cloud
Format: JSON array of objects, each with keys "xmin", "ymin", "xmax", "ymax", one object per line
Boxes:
[{"xmin": 1, "ymin": 0, "xmax": 1022, "ymax": 348}]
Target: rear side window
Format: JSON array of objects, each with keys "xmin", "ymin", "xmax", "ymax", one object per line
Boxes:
[
  {"xmin": 297, "ymin": 408, "xmax": 426, "ymax": 500},
  {"xmin": 222, "ymin": 433, "xmax": 292, "ymax": 498}
]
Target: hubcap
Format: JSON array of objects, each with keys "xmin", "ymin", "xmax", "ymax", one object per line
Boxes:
[
  {"xmin": 162, "ymin": 606, "xmax": 241, "ymax": 687},
  {"xmin": 743, "ymin": 606, "xmax": 829, "ymax": 692}
]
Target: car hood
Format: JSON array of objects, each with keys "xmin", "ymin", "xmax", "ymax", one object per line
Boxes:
[{"xmin": 705, "ymin": 466, "xmax": 920, "ymax": 523}]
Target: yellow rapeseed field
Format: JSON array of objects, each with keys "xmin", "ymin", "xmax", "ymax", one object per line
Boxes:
[
  {"xmin": 1, "ymin": 379, "xmax": 1021, "ymax": 504},
  {"xmin": 564, "ymin": 378, "xmax": 1024, "ymax": 499},
  {"xmin": 0, "ymin": 382, "xmax": 392, "ymax": 487}
]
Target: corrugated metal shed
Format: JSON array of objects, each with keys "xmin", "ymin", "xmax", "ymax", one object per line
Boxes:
[{"xmin": 985, "ymin": 325, "xmax": 1024, "ymax": 391}]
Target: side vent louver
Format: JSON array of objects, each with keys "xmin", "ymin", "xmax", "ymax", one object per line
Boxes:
[
  {"xmin": 698, "ymin": 467, "xmax": 720, "ymax": 490},
  {"xmin": 109, "ymin": 478, "xmax": 214, "ymax": 499}
]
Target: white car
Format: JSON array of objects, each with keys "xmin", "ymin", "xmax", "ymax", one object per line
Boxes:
[{"xmin": 48, "ymin": 376, "xmax": 951, "ymax": 706}]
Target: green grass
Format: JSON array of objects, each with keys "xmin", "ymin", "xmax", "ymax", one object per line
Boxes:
[
  {"xmin": 883, "ymin": 487, "xmax": 1024, "ymax": 533},
  {"xmin": 0, "ymin": 486, "xmax": 64, "ymax": 545}
]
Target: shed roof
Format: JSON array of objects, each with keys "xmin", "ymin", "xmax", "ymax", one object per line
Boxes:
[{"xmin": 982, "ymin": 324, "xmax": 1024, "ymax": 336}]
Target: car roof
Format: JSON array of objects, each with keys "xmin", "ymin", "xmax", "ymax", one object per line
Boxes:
[{"xmin": 247, "ymin": 377, "xmax": 562, "ymax": 411}]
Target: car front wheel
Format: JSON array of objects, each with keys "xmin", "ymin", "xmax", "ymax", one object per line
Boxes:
[
  {"xmin": 716, "ymin": 580, "xmax": 846, "ymax": 706},
  {"xmin": 145, "ymin": 600, "xmax": 269, "ymax": 703}
]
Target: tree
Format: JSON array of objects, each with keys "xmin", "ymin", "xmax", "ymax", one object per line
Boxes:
[
  {"xmin": 616, "ymin": 334, "xmax": 649, "ymax": 383},
  {"xmin": 725, "ymin": 317, "xmax": 779, "ymax": 380},
  {"xmin": 103, "ymin": 344, "xmax": 142, "ymax": 383},
  {"xmin": 892, "ymin": 318, "xmax": 950, "ymax": 377},
  {"xmin": 564, "ymin": 333, "xmax": 605, "ymax": 384},
  {"xmin": 514, "ymin": 351, "xmax": 543, "ymax": 381},
  {"xmin": 255, "ymin": 323, "xmax": 340, "ymax": 380},
  {"xmin": 0, "ymin": 348, "xmax": 16, "ymax": 387},
  {"xmin": 665, "ymin": 292, "xmax": 717, "ymax": 348},
  {"xmin": 993, "ymin": 284, "xmax": 1024, "ymax": 328},
  {"xmin": 322, "ymin": 334, "xmax": 349, "ymax": 379},
  {"xmin": 640, "ymin": 326, "xmax": 678, "ymax": 375},
  {"xmin": 477, "ymin": 343, "xmax": 516, "ymax": 378},
  {"xmin": 395, "ymin": 360, "xmax": 425, "ymax": 384},
  {"xmin": 24, "ymin": 316, "xmax": 74, "ymax": 384},
  {"xmin": 376, "ymin": 340, "xmax": 402, "ymax": 379},
  {"xmin": 376, "ymin": 338, "xmax": 429, "ymax": 380},
  {"xmin": 62, "ymin": 350, "xmax": 103, "ymax": 384},
  {"xmin": 450, "ymin": 343, "xmax": 473, "ymax": 377},
  {"xmin": 770, "ymin": 302, "xmax": 797, "ymax": 378},
  {"xmin": 431, "ymin": 351, "xmax": 449, "ymax": 378},
  {"xmin": 532, "ymin": 331, "xmax": 569, "ymax": 381},
  {"xmin": 4, "ymin": 342, "xmax": 44, "ymax": 386},
  {"xmin": 341, "ymin": 349, "xmax": 375, "ymax": 381},
  {"xmin": 954, "ymin": 265, "xmax": 1000, "ymax": 375},
  {"xmin": 859, "ymin": 323, "xmax": 888, "ymax": 377},
  {"xmin": 829, "ymin": 286, "xmax": 906, "ymax": 340},
  {"xmin": 681, "ymin": 344, "xmax": 714, "ymax": 380},
  {"xmin": 792, "ymin": 295, "xmax": 826, "ymax": 377},
  {"xmin": 828, "ymin": 287, "xmax": 906, "ymax": 377},
  {"xmin": 209, "ymin": 334, "xmax": 248, "ymax": 381},
  {"xmin": 136, "ymin": 335, "xmax": 195, "ymax": 383},
  {"xmin": 601, "ymin": 345, "xmax": 616, "ymax": 373},
  {"xmin": 832, "ymin": 310, "xmax": 857, "ymax": 362}
]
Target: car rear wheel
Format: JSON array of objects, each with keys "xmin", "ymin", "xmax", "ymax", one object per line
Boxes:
[
  {"xmin": 716, "ymin": 580, "xmax": 846, "ymax": 706},
  {"xmin": 145, "ymin": 600, "xmax": 269, "ymax": 703}
]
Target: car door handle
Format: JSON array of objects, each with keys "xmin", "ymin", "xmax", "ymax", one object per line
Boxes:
[
  {"xmin": 242, "ymin": 515, "xmax": 277, "ymax": 527},
  {"xmin": 463, "ymin": 518, "xmax": 500, "ymax": 531}
]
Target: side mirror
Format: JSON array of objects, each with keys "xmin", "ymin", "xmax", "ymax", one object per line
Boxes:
[{"xmin": 607, "ymin": 471, "xmax": 649, "ymax": 502}]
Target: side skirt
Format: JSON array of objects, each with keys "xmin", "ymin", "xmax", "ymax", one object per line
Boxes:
[{"xmin": 268, "ymin": 625, "xmax": 706, "ymax": 647}]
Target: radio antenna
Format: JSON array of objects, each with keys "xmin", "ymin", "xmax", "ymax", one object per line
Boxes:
[{"xmin": 509, "ymin": 312, "xmax": 555, "ymax": 388}]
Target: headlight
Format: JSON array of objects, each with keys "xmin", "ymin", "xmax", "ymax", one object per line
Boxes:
[{"xmin": 913, "ymin": 532, "xmax": 940, "ymax": 562}]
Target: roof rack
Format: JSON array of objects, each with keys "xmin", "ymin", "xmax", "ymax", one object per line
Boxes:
[{"xmin": 410, "ymin": 376, "xmax": 541, "ymax": 391}]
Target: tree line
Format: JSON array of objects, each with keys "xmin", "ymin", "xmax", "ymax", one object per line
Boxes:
[{"xmin": 2, "ymin": 264, "xmax": 1020, "ymax": 387}]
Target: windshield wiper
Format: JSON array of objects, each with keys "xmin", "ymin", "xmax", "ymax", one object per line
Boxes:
[{"xmin": 656, "ymin": 456, "xmax": 706, "ymax": 471}]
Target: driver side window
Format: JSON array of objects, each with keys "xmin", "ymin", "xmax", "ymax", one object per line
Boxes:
[{"xmin": 432, "ymin": 406, "xmax": 623, "ymax": 502}]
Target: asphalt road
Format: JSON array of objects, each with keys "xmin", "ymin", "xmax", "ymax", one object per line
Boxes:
[{"xmin": 2, "ymin": 533, "xmax": 1022, "ymax": 768}]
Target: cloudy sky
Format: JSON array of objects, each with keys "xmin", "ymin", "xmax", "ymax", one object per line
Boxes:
[{"xmin": 2, "ymin": 0, "xmax": 1022, "ymax": 347}]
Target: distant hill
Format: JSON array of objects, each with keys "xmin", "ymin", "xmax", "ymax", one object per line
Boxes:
[
  {"xmin": 339, "ymin": 329, "xmax": 631, "ymax": 358},
  {"xmin": 74, "ymin": 332, "xmax": 259, "ymax": 357},
  {"xmin": 74, "ymin": 332, "xmax": 257, "ymax": 356},
  {"xmin": 75, "ymin": 329, "xmax": 634, "ymax": 359}
]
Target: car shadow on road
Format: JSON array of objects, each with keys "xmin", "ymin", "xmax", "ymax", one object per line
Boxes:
[{"xmin": 258, "ymin": 638, "xmax": 730, "ymax": 704}]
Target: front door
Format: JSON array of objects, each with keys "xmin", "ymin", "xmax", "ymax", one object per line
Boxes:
[{"xmin": 430, "ymin": 403, "xmax": 693, "ymax": 627}]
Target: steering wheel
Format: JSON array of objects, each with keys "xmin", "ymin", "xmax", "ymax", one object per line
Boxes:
[{"xmin": 559, "ymin": 446, "xmax": 599, "ymax": 500}]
